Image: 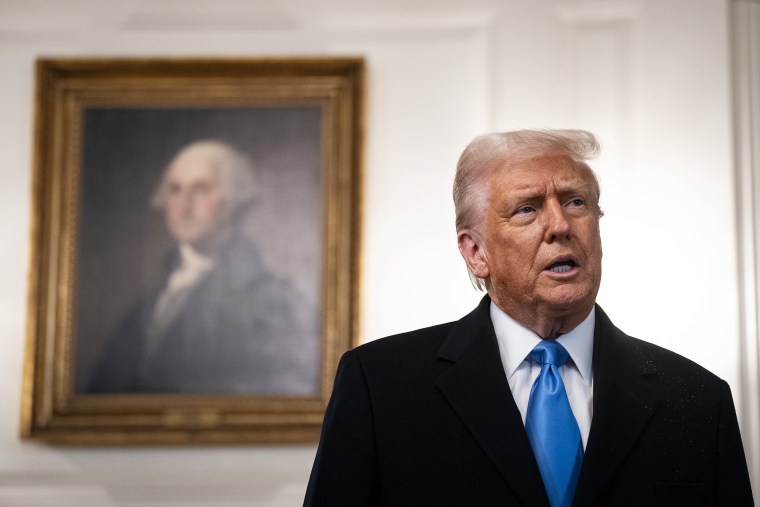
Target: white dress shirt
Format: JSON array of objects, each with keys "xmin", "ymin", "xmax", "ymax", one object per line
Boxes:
[{"xmin": 490, "ymin": 302, "xmax": 595, "ymax": 448}]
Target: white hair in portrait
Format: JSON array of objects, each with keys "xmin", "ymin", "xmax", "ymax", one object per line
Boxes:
[{"xmin": 151, "ymin": 139, "xmax": 259, "ymax": 220}]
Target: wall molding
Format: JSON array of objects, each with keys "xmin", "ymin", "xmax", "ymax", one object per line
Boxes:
[
  {"xmin": 553, "ymin": 0, "xmax": 643, "ymax": 24},
  {"xmin": 731, "ymin": 0, "xmax": 760, "ymax": 496}
]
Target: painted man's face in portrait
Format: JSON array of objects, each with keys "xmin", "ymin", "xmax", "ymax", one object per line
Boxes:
[{"xmin": 163, "ymin": 150, "xmax": 229, "ymax": 253}]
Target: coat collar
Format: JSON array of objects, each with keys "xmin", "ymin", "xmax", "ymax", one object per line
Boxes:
[
  {"xmin": 435, "ymin": 295, "xmax": 551, "ymax": 506},
  {"xmin": 573, "ymin": 305, "xmax": 660, "ymax": 506},
  {"xmin": 435, "ymin": 296, "xmax": 661, "ymax": 506}
]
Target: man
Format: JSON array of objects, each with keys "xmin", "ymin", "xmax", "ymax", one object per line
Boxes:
[
  {"xmin": 85, "ymin": 140, "xmax": 317, "ymax": 395},
  {"xmin": 304, "ymin": 130, "xmax": 753, "ymax": 505}
]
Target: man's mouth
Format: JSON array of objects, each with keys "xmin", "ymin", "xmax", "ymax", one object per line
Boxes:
[{"xmin": 546, "ymin": 259, "xmax": 577, "ymax": 273}]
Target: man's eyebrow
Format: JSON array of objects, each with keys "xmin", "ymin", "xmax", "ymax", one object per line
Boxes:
[{"xmin": 501, "ymin": 188, "xmax": 544, "ymax": 205}]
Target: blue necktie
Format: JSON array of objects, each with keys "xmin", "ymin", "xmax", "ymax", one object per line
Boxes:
[{"xmin": 525, "ymin": 340, "xmax": 583, "ymax": 507}]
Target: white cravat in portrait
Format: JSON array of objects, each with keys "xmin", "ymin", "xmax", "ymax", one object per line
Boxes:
[{"xmin": 145, "ymin": 243, "xmax": 214, "ymax": 356}]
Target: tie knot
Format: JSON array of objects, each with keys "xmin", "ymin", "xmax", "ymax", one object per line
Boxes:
[{"xmin": 529, "ymin": 340, "xmax": 570, "ymax": 367}]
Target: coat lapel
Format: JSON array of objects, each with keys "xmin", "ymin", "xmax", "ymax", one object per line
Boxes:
[
  {"xmin": 573, "ymin": 305, "xmax": 661, "ymax": 506},
  {"xmin": 435, "ymin": 296, "xmax": 550, "ymax": 507}
]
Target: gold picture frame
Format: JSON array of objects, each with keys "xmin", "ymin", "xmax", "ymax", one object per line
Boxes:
[{"xmin": 21, "ymin": 57, "xmax": 363, "ymax": 444}]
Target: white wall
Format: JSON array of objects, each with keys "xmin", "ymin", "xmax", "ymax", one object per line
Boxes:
[{"xmin": 0, "ymin": 0, "xmax": 754, "ymax": 504}]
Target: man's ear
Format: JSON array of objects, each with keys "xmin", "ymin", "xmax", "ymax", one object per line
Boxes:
[{"xmin": 457, "ymin": 229, "xmax": 489, "ymax": 279}]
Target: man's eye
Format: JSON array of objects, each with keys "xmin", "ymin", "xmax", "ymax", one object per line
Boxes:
[
  {"xmin": 516, "ymin": 206, "xmax": 536, "ymax": 214},
  {"xmin": 566, "ymin": 198, "xmax": 584, "ymax": 207}
]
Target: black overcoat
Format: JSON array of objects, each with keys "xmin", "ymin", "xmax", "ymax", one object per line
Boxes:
[{"xmin": 305, "ymin": 296, "xmax": 753, "ymax": 506}]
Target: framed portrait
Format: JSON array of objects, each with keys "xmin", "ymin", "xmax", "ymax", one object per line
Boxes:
[{"xmin": 21, "ymin": 57, "xmax": 363, "ymax": 444}]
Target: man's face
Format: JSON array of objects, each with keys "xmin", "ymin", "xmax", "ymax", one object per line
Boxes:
[
  {"xmin": 163, "ymin": 152, "xmax": 228, "ymax": 251},
  {"xmin": 479, "ymin": 156, "xmax": 603, "ymax": 320}
]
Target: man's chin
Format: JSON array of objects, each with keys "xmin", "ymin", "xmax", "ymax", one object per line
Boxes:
[
  {"xmin": 169, "ymin": 227, "xmax": 209, "ymax": 244},
  {"xmin": 538, "ymin": 288, "xmax": 596, "ymax": 314}
]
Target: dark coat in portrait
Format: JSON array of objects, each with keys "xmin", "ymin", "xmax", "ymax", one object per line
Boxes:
[
  {"xmin": 86, "ymin": 235, "xmax": 317, "ymax": 395},
  {"xmin": 305, "ymin": 295, "xmax": 753, "ymax": 506}
]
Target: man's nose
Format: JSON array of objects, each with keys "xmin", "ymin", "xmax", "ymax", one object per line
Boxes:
[
  {"xmin": 176, "ymin": 189, "xmax": 194, "ymax": 213},
  {"xmin": 542, "ymin": 200, "xmax": 571, "ymax": 242}
]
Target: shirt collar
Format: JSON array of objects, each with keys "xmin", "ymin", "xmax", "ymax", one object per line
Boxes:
[
  {"xmin": 490, "ymin": 301, "xmax": 595, "ymax": 386},
  {"xmin": 179, "ymin": 243, "xmax": 214, "ymax": 271}
]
